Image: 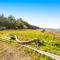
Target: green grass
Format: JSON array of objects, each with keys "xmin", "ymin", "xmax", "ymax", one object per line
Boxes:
[{"xmin": 0, "ymin": 29, "xmax": 60, "ymax": 60}]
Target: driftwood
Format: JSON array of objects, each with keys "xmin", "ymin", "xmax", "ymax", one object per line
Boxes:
[
  {"xmin": 22, "ymin": 45, "xmax": 60, "ymax": 60},
  {"xmin": 8, "ymin": 34, "xmax": 16, "ymax": 40},
  {"xmin": 9, "ymin": 35, "xmax": 60, "ymax": 60},
  {"xmin": 8, "ymin": 34, "xmax": 41, "ymax": 46},
  {"xmin": 13, "ymin": 35, "xmax": 60, "ymax": 60}
]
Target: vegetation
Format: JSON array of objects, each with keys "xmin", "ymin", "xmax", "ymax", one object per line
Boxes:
[
  {"xmin": 0, "ymin": 14, "xmax": 40, "ymax": 30},
  {"xmin": 0, "ymin": 29, "xmax": 60, "ymax": 60}
]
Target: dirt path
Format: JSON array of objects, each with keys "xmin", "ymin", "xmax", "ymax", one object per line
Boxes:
[{"xmin": 0, "ymin": 43, "xmax": 34, "ymax": 60}]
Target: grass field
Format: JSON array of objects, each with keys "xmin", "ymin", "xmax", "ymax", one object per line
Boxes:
[{"xmin": 0, "ymin": 29, "xmax": 60, "ymax": 60}]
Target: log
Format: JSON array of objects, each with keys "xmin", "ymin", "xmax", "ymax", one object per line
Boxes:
[
  {"xmin": 14, "ymin": 35, "xmax": 60, "ymax": 60},
  {"xmin": 9, "ymin": 35, "xmax": 41, "ymax": 46}
]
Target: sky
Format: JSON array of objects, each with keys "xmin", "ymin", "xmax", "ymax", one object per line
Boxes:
[{"xmin": 0, "ymin": 0, "xmax": 60, "ymax": 28}]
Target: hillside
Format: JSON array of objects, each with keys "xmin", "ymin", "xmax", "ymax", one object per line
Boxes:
[
  {"xmin": 0, "ymin": 15, "xmax": 40, "ymax": 30},
  {"xmin": 0, "ymin": 29, "xmax": 60, "ymax": 60}
]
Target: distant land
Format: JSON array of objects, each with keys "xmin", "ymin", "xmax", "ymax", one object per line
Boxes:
[{"xmin": 44, "ymin": 28, "xmax": 60, "ymax": 32}]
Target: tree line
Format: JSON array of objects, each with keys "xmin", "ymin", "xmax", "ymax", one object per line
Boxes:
[{"xmin": 0, "ymin": 14, "xmax": 40, "ymax": 30}]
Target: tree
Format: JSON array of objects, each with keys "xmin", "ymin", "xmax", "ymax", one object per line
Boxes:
[
  {"xmin": 15, "ymin": 19, "xmax": 24, "ymax": 29},
  {"xmin": 8, "ymin": 15, "xmax": 16, "ymax": 29},
  {"xmin": 19, "ymin": 18, "xmax": 32, "ymax": 29}
]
